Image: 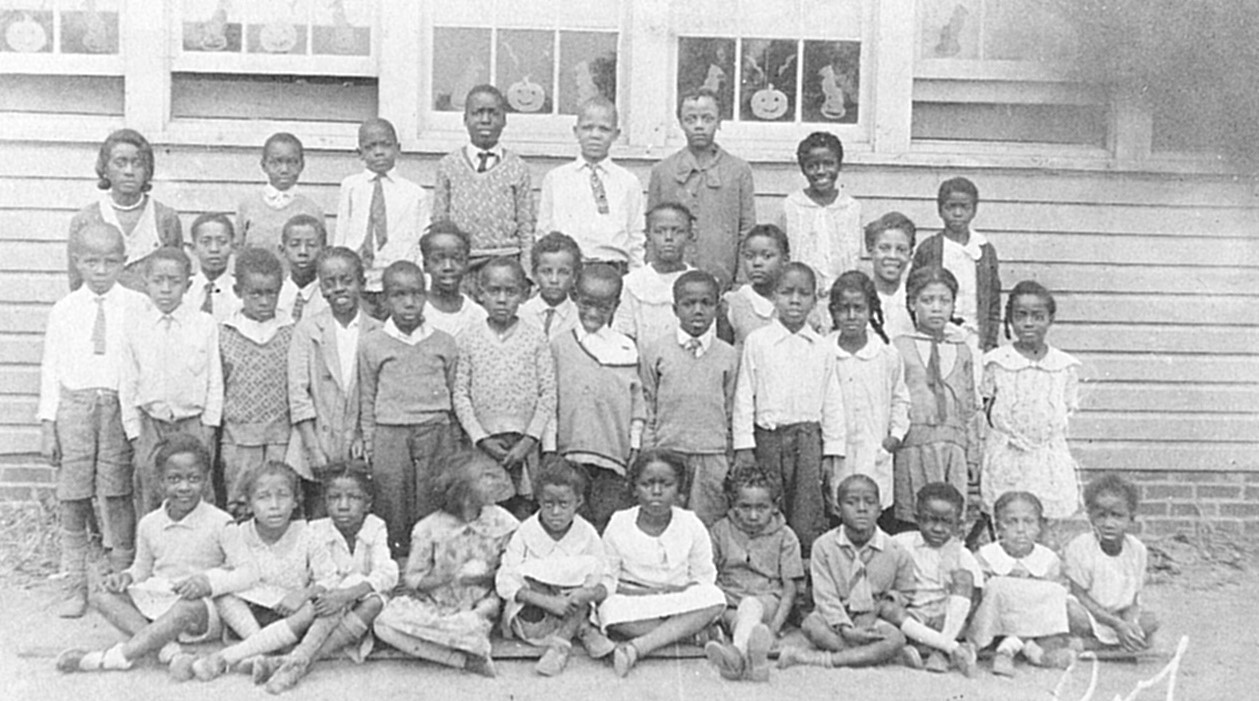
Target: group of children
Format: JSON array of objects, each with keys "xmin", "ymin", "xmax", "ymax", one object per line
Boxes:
[{"xmin": 41, "ymin": 82, "xmax": 1158, "ymax": 688}]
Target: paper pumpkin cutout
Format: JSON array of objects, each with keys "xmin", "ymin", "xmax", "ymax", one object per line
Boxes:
[
  {"xmin": 750, "ymin": 85, "xmax": 789, "ymax": 120},
  {"xmin": 6, "ymin": 13, "xmax": 48, "ymax": 53},
  {"xmin": 507, "ymin": 76, "xmax": 546, "ymax": 113}
]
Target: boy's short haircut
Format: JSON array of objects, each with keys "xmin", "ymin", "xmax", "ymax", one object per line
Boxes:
[
  {"xmin": 530, "ymin": 231, "xmax": 583, "ymax": 273},
  {"xmin": 316, "ymin": 246, "xmax": 366, "ymax": 283},
  {"xmin": 478, "ymin": 255, "xmax": 528, "ymax": 287},
  {"xmin": 577, "ymin": 96, "xmax": 618, "ymax": 124},
  {"xmin": 234, "ymin": 246, "xmax": 284, "ymax": 284},
  {"xmin": 646, "ymin": 201, "xmax": 695, "ymax": 226},
  {"xmin": 576, "ymin": 262, "xmax": 623, "ymax": 298},
  {"xmin": 863, "ymin": 211, "xmax": 917, "ymax": 253},
  {"xmin": 779, "ymin": 261, "xmax": 817, "ymax": 292},
  {"xmin": 743, "ymin": 223, "xmax": 791, "ymax": 258},
  {"xmin": 96, "ymin": 128, "xmax": 155, "ymax": 192},
  {"xmin": 836, "ymin": 473, "xmax": 880, "ymax": 504},
  {"xmin": 464, "ymin": 84, "xmax": 506, "ymax": 112},
  {"xmin": 282, "ymin": 213, "xmax": 328, "ymax": 246},
  {"xmin": 322, "ymin": 460, "xmax": 375, "ymax": 501},
  {"xmin": 936, "ymin": 176, "xmax": 980, "ymax": 206},
  {"xmin": 358, "ymin": 117, "xmax": 398, "ymax": 144},
  {"xmin": 532, "ymin": 455, "xmax": 589, "ymax": 502},
  {"xmin": 262, "ymin": 131, "xmax": 304, "ymax": 159},
  {"xmin": 154, "ymin": 433, "xmax": 211, "ymax": 476},
  {"xmin": 915, "ymin": 481, "xmax": 964, "ymax": 517},
  {"xmin": 144, "ymin": 246, "xmax": 193, "ymax": 278},
  {"xmin": 420, "ymin": 220, "xmax": 472, "ymax": 258},
  {"xmin": 676, "ymin": 86, "xmax": 723, "ymax": 118},
  {"xmin": 672, "ymin": 269, "xmax": 719, "ymax": 302},
  {"xmin": 724, "ymin": 465, "xmax": 781, "ymax": 504},
  {"xmin": 1083, "ymin": 473, "xmax": 1140, "ymax": 515},
  {"xmin": 795, "ymin": 131, "xmax": 844, "ymax": 167},
  {"xmin": 190, "ymin": 212, "xmax": 236, "ymax": 243},
  {"xmin": 70, "ymin": 223, "xmax": 125, "ymax": 258},
  {"xmin": 382, "ymin": 260, "xmax": 425, "ymax": 294}
]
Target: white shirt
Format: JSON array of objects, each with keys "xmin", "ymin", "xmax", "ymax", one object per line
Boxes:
[
  {"xmin": 382, "ymin": 317, "xmax": 434, "ymax": 346},
  {"xmin": 307, "ymin": 515, "xmax": 399, "ymax": 595},
  {"xmin": 38, "ymin": 284, "xmax": 148, "ymax": 421},
  {"xmin": 189, "ymin": 269, "xmax": 241, "ymax": 324},
  {"xmin": 830, "ymin": 334, "xmax": 911, "ymax": 508},
  {"xmin": 333, "ymin": 167, "xmax": 431, "ymax": 291},
  {"xmin": 520, "ymin": 295, "xmax": 579, "ymax": 343},
  {"xmin": 537, "ymin": 158, "xmax": 646, "ymax": 268},
  {"xmin": 463, "ymin": 143, "xmax": 504, "ymax": 171},
  {"xmin": 676, "ymin": 324, "xmax": 715, "ymax": 359},
  {"xmin": 333, "ymin": 313, "xmax": 362, "ymax": 388},
  {"xmin": 223, "ymin": 309, "xmax": 293, "ymax": 345},
  {"xmin": 422, "ymin": 297, "xmax": 488, "ymax": 340},
  {"xmin": 120, "ymin": 302, "xmax": 224, "ymax": 439},
  {"xmin": 574, "ymin": 324, "xmax": 639, "ymax": 366},
  {"xmin": 878, "ymin": 284, "xmax": 915, "ymax": 341},
  {"xmin": 612, "ymin": 264, "xmax": 691, "ymax": 346},
  {"xmin": 892, "ymin": 531, "xmax": 985, "ymax": 618},
  {"xmin": 937, "ymin": 229, "xmax": 988, "ymax": 329},
  {"xmin": 732, "ymin": 319, "xmax": 846, "ymax": 455},
  {"xmin": 263, "ymin": 183, "xmax": 297, "ymax": 210},
  {"xmin": 277, "ymin": 276, "xmax": 328, "ymax": 323},
  {"xmin": 779, "ymin": 188, "xmax": 863, "ymax": 295}
]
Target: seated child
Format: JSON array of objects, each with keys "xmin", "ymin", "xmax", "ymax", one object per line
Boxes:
[
  {"xmin": 865, "ymin": 212, "xmax": 916, "ymax": 340},
  {"xmin": 538, "ymin": 97, "xmax": 644, "ymax": 272},
  {"xmin": 613, "ymin": 202, "xmax": 694, "ymax": 345},
  {"xmin": 188, "ymin": 212, "xmax": 241, "ymax": 323},
  {"xmin": 374, "ymin": 451, "xmax": 519, "ymax": 678},
  {"xmin": 54, "ymin": 436, "xmax": 244, "ymax": 673},
  {"xmin": 778, "ymin": 475, "xmax": 913, "ymax": 670},
  {"xmin": 495, "ymin": 457, "xmax": 617, "ymax": 676},
  {"xmin": 969, "ymin": 491, "xmax": 1075, "ymax": 676},
  {"xmin": 236, "ymin": 132, "xmax": 324, "ymax": 251},
  {"xmin": 705, "ymin": 467, "xmax": 804, "ymax": 682},
  {"xmin": 1064, "ymin": 474, "xmax": 1159, "ymax": 653},
  {"xmin": 179, "ymin": 462, "xmax": 337, "ymax": 682},
  {"xmin": 453, "ymin": 256, "xmax": 555, "ymax": 518},
  {"xmin": 722, "ymin": 224, "xmax": 788, "ymax": 349},
  {"xmin": 520, "ymin": 231, "xmax": 582, "ymax": 342},
  {"xmin": 639, "ymin": 269, "xmax": 739, "ymax": 526},
  {"xmin": 598, "ymin": 450, "xmax": 726, "ymax": 678},
  {"xmin": 252, "ymin": 462, "xmax": 399, "ymax": 693},
  {"xmin": 420, "ymin": 221, "xmax": 489, "ymax": 339},
  {"xmin": 276, "ymin": 214, "xmax": 329, "ymax": 323},
  {"xmin": 220, "ymin": 248, "xmax": 295, "ymax": 518},
  {"xmin": 886, "ymin": 483, "xmax": 980, "ymax": 676}
]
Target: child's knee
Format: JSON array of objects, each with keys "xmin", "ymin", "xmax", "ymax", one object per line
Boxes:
[
  {"xmin": 1066, "ymin": 600, "xmax": 1092, "ymax": 635},
  {"xmin": 872, "ymin": 619, "xmax": 906, "ymax": 648},
  {"xmin": 1139, "ymin": 611, "xmax": 1160, "ymax": 636},
  {"xmin": 800, "ymin": 612, "xmax": 831, "ymax": 641},
  {"xmin": 355, "ymin": 596, "xmax": 384, "ymax": 621},
  {"xmin": 736, "ymin": 597, "xmax": 765, "ymax": 620},
  {"xmin": 878, "ymin": 600, "xmax": 907, "ymax": 626}
]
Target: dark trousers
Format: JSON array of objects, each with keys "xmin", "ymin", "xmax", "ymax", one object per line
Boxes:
[
  {"xmin": 571, "ymin": 461, "xmax": 631, "ymax": 534},
  {"xmin": 754, "ymin": 423, "xmax": 824, "ymax": 557},
  {"xmin": 373, "ymin": 421, "xmax": 456, "ymax": 556}
]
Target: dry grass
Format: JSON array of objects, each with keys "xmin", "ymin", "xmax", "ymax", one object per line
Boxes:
[{"xmin": 0, "ymin": 495, "xmax": 60, "ymax": 588}]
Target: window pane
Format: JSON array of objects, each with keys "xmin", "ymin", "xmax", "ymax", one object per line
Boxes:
[
  {"xmin": 557, "ymin": 31, "xmax": 617, "ymax": 114},
  {"xmin": 313, "ymin": 0, "xmax": 371, "ymax": 56},
  {"xmin": 802, "ymin": 40, "xmax": 860, "ymax": 124},
  {"xmin": 982, "ymin": 0, "xmax": 1076, "ymax": 62},
  {"xmin": 60, "ymin": 7, "xmax": 120, "ymax": 54},
  {"xmin": 740, "ymin": 39, "xmax": 798, "ymax": 122},
  {"xmin": 433, "ymin": 27, "xmax": 491, "ymax": 111},
  {"xmin": 2, "ymin": 10, "xmax": 54, "ymax": 53},
  {"xmin": 919, "ymin": 0, "xmax": 980, "ymax": 60},
  {"xmin": 497, "ymin": 29, "xmax": 554, "ymax": 114},
  {"xmin": 677, "ymin": 36, "xmax": 736, "ymax": 119},
  {"xmin": 182, "ymin": 0, "xmax": 243, "ymax": 53}
]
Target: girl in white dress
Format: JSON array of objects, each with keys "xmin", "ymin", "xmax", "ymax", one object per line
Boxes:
[{"xmin": 599, "ymin": 449, "xmax": 726, "ymax": 677}]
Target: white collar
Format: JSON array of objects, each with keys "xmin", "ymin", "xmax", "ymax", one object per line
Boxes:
[
  {"xmin": 334, "ymin": 311, "xmax": 362, "ymax": 332},
  {"xmin": 364, "ymin": 167, "xmax": 398, "ymax": 182},
  {"xmin": 982, "ymin": 542, "xmax": 1056, "ymax": 578},
  {"xmin": 736, "ymin": 284, "xmax": 776, "ymax": 318},
  {"xmin": 383, "ymin": 317, "xmax": 432, "ymax": 345},
  {"xmin": 465, "ymin": 143, "xmax": 504, "ymax": 162},
  {"xmin": 767, "ymin": 317, "xmax": 822, "ymax": 344},
  {"xmin": 944, "ymin": 229, "xmax": 988, "ymax": 261},
  {"xmin": 676, "ymin": 324, "xmax": 715, "ymax": 354},
  {"xmin": 574, "ymin": 325, "xmax": 638, "ymax": 366},
  {"xmin": 579, "ymin": 155, "xmax": 612, "ymax": 172},
  {"xmin": 829, "ymin": 331, "xmax": 883, "ymax": 360},
  {"xmin": 785, "ymin": 186, "xmax": 856, "ymax": 210},
  {"xmin": 263, "ymin": 184, "xmax": 297, "ymax": 209},
  {"xmin": 983, "ymin": 345, "xmax": 1079, "ymax": 372},
  {"xmin": 837, "ymin": 526, "xmax": 890, "ymax": 552},
  {"xmin": 290, "ymin": 277, "xmax": 320, "ymax": 300},
  {"xmin": 224, "ymin": 309, "xmax": 292, "ymax": 343}
]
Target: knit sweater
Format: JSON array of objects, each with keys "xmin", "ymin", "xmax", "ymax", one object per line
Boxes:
[
  {"xmin": 453, "ymin": 320, "xmax": 556, "ymax": 444},
  {"xmin": 220, "ymin": 324, "xmax": 294, "ymax": 445},
  {"xmin": 432, "ymin": 149, "xmax": 535, "ymax": 261},
  {"xmin": 639, "ymin": 332, "xmax": 739, "ymax": 454},
  {"xmin": 552, "ymin": 330, "xmax": 645, "ymax": 471},
  {"xmin": 236, "ymin": 190, "xmax": 325, "ymax": 251},
  {"xmin": 357, "ymin": 327, "xmax": 458, "ymax": 445}
]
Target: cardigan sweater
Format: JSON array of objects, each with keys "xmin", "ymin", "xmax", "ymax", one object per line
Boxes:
[{"xmin": 911, "ymin": 232, "xmax": 1002, "ymax": 352}]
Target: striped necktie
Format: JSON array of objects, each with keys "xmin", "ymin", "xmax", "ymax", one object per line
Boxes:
[
  {"xmin": 362, "ymin": 174, "xmax": 387, "ymax": 267},
  {"xmin": 91, "ymin": 296, "xmax": 107, "ymax": 355},
  {"xmin": 588, "ymin": 163, "xmax": 610, "ymax": 214}
]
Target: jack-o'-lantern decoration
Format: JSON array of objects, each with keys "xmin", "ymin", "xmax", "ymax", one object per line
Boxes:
[
  {"xmin": 507, "ymin": 76, "xmax": 546, "ymax": 113},
  {"xmin": 259, "ymin": 21, "xmax": 298, "ymax": 53},
  {"xmin": 750, "ymin": 84, "xmax": 788, "ymax": 120},
  {"xmin": 6, "ymin": 13, "xmax": 47, "ymax": 53}
]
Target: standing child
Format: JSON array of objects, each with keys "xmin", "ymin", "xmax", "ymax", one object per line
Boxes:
[
  {"xmin": 826, "ymin": 271, "xmax": 910, "ymax": 527},
  {"xmin": 236, "ymin": 132, "xmax": 324, "ymax": 251},
  {"xmin": 911, "ymin": 177, "xmax": 1001, "ymax": 352},
  {"xmin": 537, "ymin": 97, "xmax": 644, "ymax": 272},
  {"xmin": 220, "ymin": 248, "xmax": 295, "ymax": 518},
  {"xmin": 358, "ymin": 261, "xmax": 459, "ymax": 554},
  {"xmin": 648, "ymin": 88, "xmax": 755, "ymax": 284},
  {"xmin": 288, "ymin": 247, "xmax": 382, "ymax": 516},
  {"xmin": 276, "ymin": 214, "xmax": 329, "ymax": 323},
  {"xmin": 121, "ymin": 247, "xmax": 223, "ymax": 515},
  {"xmin": 780, "ymin": 132, "xmax": 862, "ymax": 328},
  {"xmin": 333, "ymin": 118, "xmax": 429, "ymax": 320},
  {"xmin": 891, "ymin": 266, "xmax": 978, "ymax": 531},
  {"xmin": 639, "ymin": 270, "xmax": 739, "ymax": 526},
  {"xmin": 188, "ymin": 213, "xmax": 241, "ymax": 323},
  {"xmin": 885, "ymin": 483, "xmax": 981, "ymax": 676},
  {"xmin": 40, "ymin": 224, "xmax": 148, "ymax": 616},
  {"xmin": 722, "ymin": 224, "xmax": 788, "ymax": 349},
  {"xmin": 420, "ymin": 222, "xmax": 489, "ymax": 339},
  {"xmin": 454, "ymin": 256, "xmax": 556, "ymax": 518},
  {"xmin": 1064, "ymin": 475, "xmax": 1159, "ymax": 653},
  {"xmin": 598, "ymin": 450, "xmax": 727, "ymax": 678},
  {"xmin": 706, "ymin": 467, "xmax": 804, "ymax": 682},
  {"xmin": 613, "ymin": 202, "xmax": 694, "ymax": 345},
  {"xmin": 733, "ymin": 262, "xmax": 846, "ymax": 555},
  {"xmin": 969, "ymin": 491, "xmax": 1075, "ymax": 676},
  {"xmin": 68, "ymin": 129, "xmax": 182, "ymax": 291},
  {"xmin": 374, "ymin": 451, "xmax": 519, "ymax": 678},
  {"xmin": 254, "ymin": 462, "xmax": 400, "ymax": 693},
  {"xmin": 520, "ymin": 231, "xmax": 582, "ymax": 342},
  {"xmin": 433, "ymin": 85, "xmax": 535, "ymax": 281},
  {"xmin": 981, "ymin": 281, "xmax": 1082, "ymax": 523},
  {"xmin": 180, "ymin": 462, "xmax": 338, "ymax": 682},
  {"xmin": 495, "ymin": 458, "xmax": 617, "ymax": 676},
  {"xmin": 865, "ymin": 212, "xmax": 917, "ymax": 341},
  {"xmin": 550, "ymin": 264, "xmax": 646, "ymax": 533},
  {"xmin": 777, "ymin": 475, "xmax": 913, "ymax": 669},
  {"xmin": 54, "ymin": 436, "xmax": 243, "ymax": 674}
]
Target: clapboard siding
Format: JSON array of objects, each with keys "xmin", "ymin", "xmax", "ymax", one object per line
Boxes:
[{"xmin": 1, "ymin": 141, "xmax": 1257, "ymax": 489}]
